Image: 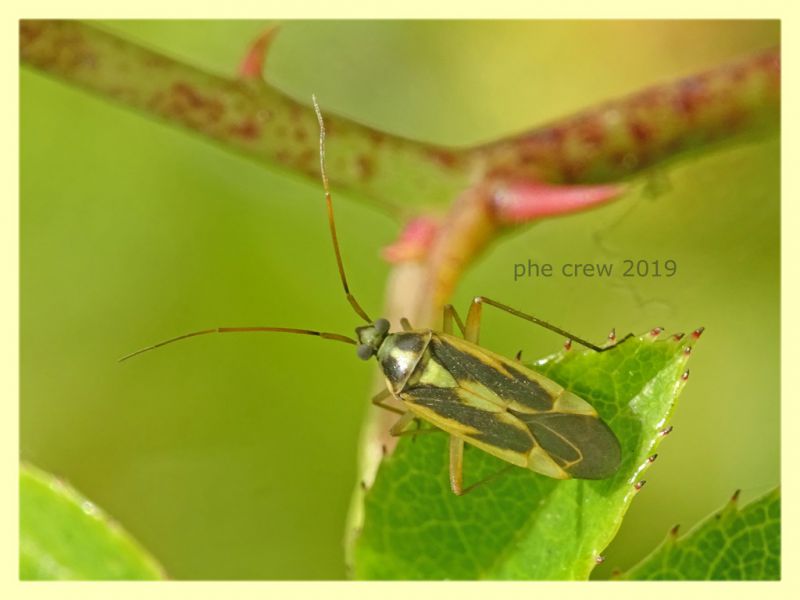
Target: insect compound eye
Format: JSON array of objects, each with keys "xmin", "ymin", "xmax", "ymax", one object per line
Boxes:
[
  {"xmin": 356, "ymin": 344, "xmax": 374, "ymax": 361},
  {"xmin": 374, "ymin": 318, "xmax": 390, "ymax": 335}
]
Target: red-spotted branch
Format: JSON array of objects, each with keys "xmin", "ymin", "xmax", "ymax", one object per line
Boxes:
[
  {"xmin": 20, "ymin": 20, "xmax": 778, "ymax": 212},
  {"xmin": 20, "ymin": 21, "xmax": 779, "ymax": 318}
]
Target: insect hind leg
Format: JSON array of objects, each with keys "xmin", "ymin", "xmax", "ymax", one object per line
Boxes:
[
  {"xmin": 466, "ymin": 296, "xmax": 607, "ymax": 352},
  {"xmin": 449, "ymin": 436, "xmax": 515, "ymax": 495}
]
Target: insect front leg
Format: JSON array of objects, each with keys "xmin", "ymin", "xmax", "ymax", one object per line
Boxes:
[
  {"xmin": 388, "ymin": 411, "xmax": 416, "ymax": 436},
  {"xmin": 389, "ymin": 413, "xmax": 445, "ymax": 439},
  {"xmin": 371, "ymin": 389, "xmax": 405, "ymax": 416},
  {"xmin": 375, "ymin": 390, "xmax": 443, "ymax": 441},
  {"xmin": 442, "ymin": 304, "xmax": 467, "ymax": 337}
]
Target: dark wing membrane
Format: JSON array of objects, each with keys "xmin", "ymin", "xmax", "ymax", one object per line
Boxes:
[
  {"xmin": 510, "ymin": 411, "xmax": 621, "ymax": 479},
  {"xmin": 429, "ymin": 334, "xmax": 558, "ymax": 412},
  {"xmin": 400, "ymin": 386, "xmax": 534, "ymax": 467}
]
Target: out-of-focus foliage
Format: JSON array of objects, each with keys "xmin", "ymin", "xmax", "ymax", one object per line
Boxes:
[
  {"xmin": 623, "ymin": 488, "xmax": 780, "ymax": 580},
  {"xmin": 20, "ymin": 464, "xmax": 164, "ymax": 580}
]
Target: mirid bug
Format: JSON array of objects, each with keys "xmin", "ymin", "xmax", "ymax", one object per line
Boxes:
[{"xmin": 122, "ymin": 96, "xmax": 622, "ymax": 495}]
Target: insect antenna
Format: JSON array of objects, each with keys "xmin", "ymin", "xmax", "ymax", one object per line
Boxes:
[
  {"xmin": 312, "ymin": 95, "xmax": 372, "ymax": 324},
  {"xmin": 119, "ymin": 327, "xmax": 357, "ymax": 362},
  {"xmin": 122, "ymin": 98, "xmax": 371, "ymax": 363}
]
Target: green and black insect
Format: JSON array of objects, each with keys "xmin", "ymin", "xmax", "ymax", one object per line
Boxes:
[{"xmin": 122, "ymin": 97, "xmax": 622, "ymax": 495}]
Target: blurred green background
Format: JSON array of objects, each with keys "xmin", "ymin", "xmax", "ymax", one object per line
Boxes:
[{"xmin": 20, "ymin": 20, "xmax": 779, "ymax": 579}]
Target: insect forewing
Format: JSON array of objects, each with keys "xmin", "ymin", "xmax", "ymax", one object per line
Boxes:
[{"xmin": 398, "ymin": 333, "xmax": 621, "ymax": 480}]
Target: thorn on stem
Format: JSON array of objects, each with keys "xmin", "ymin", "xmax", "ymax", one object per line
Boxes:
[
  {"xmin": 684, "ymin": 345, "xmax": 692, "ymax": 355},
  {"xmin": 382, "ymin": 217, "xmax": 440, "ymax": 263},
  {"xmin": 595, "ymin": 555, "xmax": 606, "ymax": 564},
  {"xmin": 730, "ymin": 489, "xmax": 741, "ymax": 503},
  {"xmin": 650, "ymin": 326, "xmax": 664, "ymax": 337},
  {"xmin": 648, "ymin": 454, "xmax": 658, "ymax": 463},
  {"xmin": 672, "ymin": 332, "xmax": 685, "ymax": 341},
  {"xmin": 670, "ymin": 524, "xmax": 680, "ymax": 537},
  {"xmin": 607, "ymin": 328, "xmax": 617, "ymax": 343},
  {"xmin": 514, "ymin": 350, "xmax": 523, "ymax": 361},
  {"xmin": 492, "ymin": 179, "xmax": 625, "ymax": 224},
  {"xmin": 681, "ymin": 369, "xmax": 690, "ymax": 381},
  {"xmin": 238, "ymin": 26, "xmax": 280, "ymax": 80},
  {"xmin": 692, "ymin": 326, "xmax": 705, "ymax": 339},
  {"xmin": 659, "ymin": 425, "xmax": 674, "ymax": 436},
  {"xmin": 634, "ymin": 480, "xmax": 646, "ymax": 491},
  {"xmin": 564, "ymin": 338, "xmax": 573, "ymax": 351}
]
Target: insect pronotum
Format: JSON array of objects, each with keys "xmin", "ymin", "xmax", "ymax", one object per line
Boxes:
[{"xmin": 122, "ymin": 96, "xmax": 622, "ymax": 495}]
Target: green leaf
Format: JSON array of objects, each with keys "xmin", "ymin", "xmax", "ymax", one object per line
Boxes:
[
  {"xmin": 349, "ymin": 329, "xmax": 698, "ymax": 580},
  {"xmin": 622, "ymin": 487, "xmax": 780, "ymax": 580},
  {"xmin": 20, "ymin": 463, "xmax": 165, "ymax": 580}
]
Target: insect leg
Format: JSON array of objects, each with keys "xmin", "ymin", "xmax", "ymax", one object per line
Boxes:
[
  {"xmin": 391, "ymin": 423, "xmax": 445, "ymax": 438},
  {"xmin": 400, "ymin": 317, "xmax": 413, "ymax": 331},
  {"xmin": 442, "ymin": 304, "xmax": 466, "ymax": 336},
  {"xmin": 389, "ymin": 411, "xmax": 447, "ymax": 443},
  {"xmin": 388, "ymin": 411, "xmax": 416, "ymax": 435},
  {"xmin": 371, "ymin": 389, "xmax": 405, "ymax": 416},
  {"xmin": 459, "ymin": 465, "xmax": 516, "ymax": 495},
  {"xmin": 466, "ymin": 296, "xmax": 606, "ymax": 352},
  {"xmin": 449, "ymin": 436, "xmax": 516, "ymax": 495},
  {"xmin": 449, "ymin": 436, "xmax": 466, "ymax": 495},
  {"xmin": 392, "ymin": 428, "xmax": 445, "ymax": 438}
]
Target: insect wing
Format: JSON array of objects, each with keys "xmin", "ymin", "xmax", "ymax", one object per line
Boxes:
[
  {"xmin": 401, "ymin": 333, "xmax": 621, "ymax": 479},
  {"xmin": 511, "ymin": 411, "xmax": 621, "ymax": 479},
  {"xmin": 400, "ymin": 385, "xmax": 534, "ymax": 468},
  {"xmin": 430, "ymin": 333, "xmax": 562, "ymax": 413}
]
